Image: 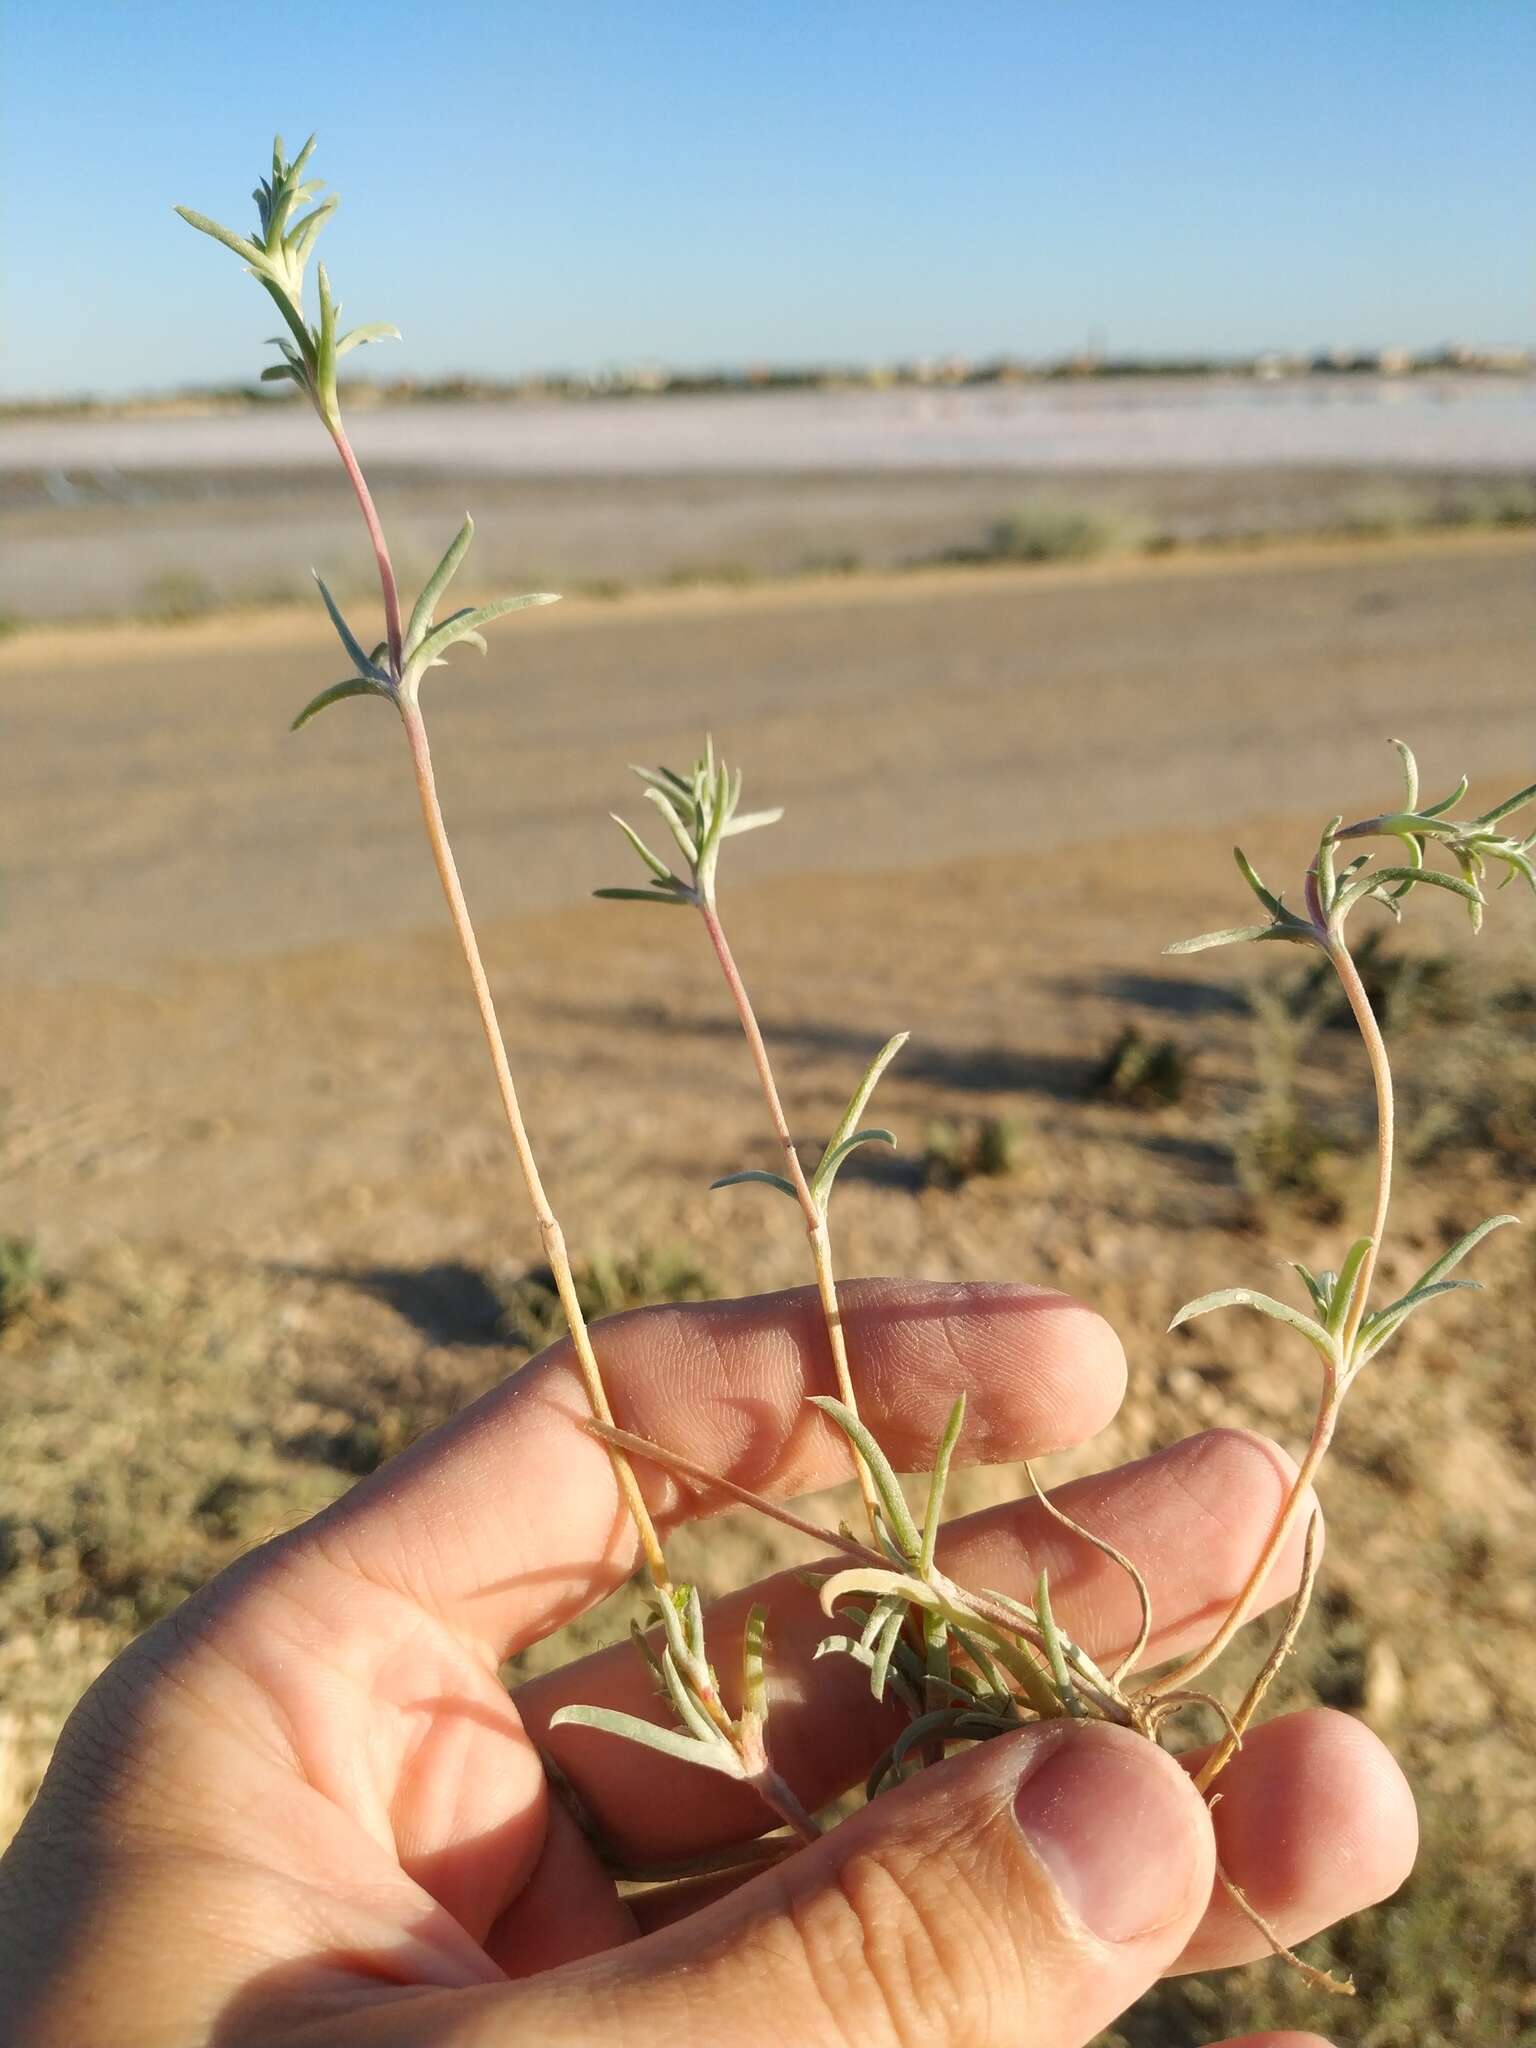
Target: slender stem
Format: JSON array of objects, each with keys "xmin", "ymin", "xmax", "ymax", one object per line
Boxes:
[
  {"xmin": 696, "ymin": 898, "xmax": 883, "ymax": 1537},
  {"xmin": 1146, "ymin": 926, "xmax": 1393, "ymax": 1705},
  {"xmin": 1327, "ymin": 930, "xmax": 1396, "ymax": 1364},
  {"xmin": 1194, "ymin": 1509, "xmax": 1323, "ymax": 1792},
  {"xmin": 1141, "ymin": 1387, "xmax": 1340, "ymax": 1700},
  {"xmin": 330, "ymin": 420, "xmax": 405, "ymax": 677},
  {"xmin": 398, "ymin": 696, "xmax": 668, "ymax": 1585}
]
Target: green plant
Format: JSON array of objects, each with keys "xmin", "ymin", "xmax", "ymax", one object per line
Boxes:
[
  {"xmin": 179, "ymin": 139, "xmax": 815, "ymax": 1840},
  {"xmin": 180, "ymin": 142, "xmax": 1536, "ymax": 2001},
  {"xmin": 1234, "ymin": 984, "xmax": 1338, "ymax": 1216},
  {"xmin": 921, "ymin": 1113, "xmax": 1027, "ymax": 1188},
  {"xmin": 1090, "ymin": 1024, "xmax": 1189, "ymax": 1107},
  {"xmin": 140, "ymin": 568, "xmax": 215, "ymax": 622},
  {"xmin": 983, "ymin": 501, "xmax": 1120, "ymax": 562},
  {"xmin": 0, "ymin": 1238, "xmax": 43, "ymax": 1330},
  {"xmin": 501, "ymin": 1249, "xmax": 715, "ymax": 1351}
]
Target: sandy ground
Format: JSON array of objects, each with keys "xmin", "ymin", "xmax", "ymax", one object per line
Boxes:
[{"xmin": 3, "ymin": 533, "xmax": 1535, "ymax": 2041}]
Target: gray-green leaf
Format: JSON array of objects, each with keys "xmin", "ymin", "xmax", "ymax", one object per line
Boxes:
[
  {"xmin": 404, "ymin": 516, "xmax": 475, "ymax": 657},
  {"xmin": 709, "ymin": 1168, "xmax": 799, "ymax": 1199},
  {"xmin": 547, "ymin": 1705, "xmax": 742, "ymax": 1776},
  {"xmin": 313, "ymin": 572, "xmax": 389, "ymax": 682},
  {"xmin": 1169, "ymin": 1287, "xmax": 1338, "ymax": 1364},
  {"xmin": 290, "ymin": 677, "xmax": 392, "ymax": 730}
]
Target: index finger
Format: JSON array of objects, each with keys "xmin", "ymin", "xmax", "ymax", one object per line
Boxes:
[{"xmin": 306, "ymin": 1279, "xmax": 1126, "ymax": 1661}]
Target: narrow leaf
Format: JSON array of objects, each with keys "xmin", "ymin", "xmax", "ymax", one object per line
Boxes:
[
  {"xmin": 869, "ymin": 1602, "xmax": 907, "ymax": 1704},
  {"xmin": 404, "ymin": 515, "xmax": 474, "ymax": 655},
  {"xmin": 1163, "ymin": 923, "xmax": 1276, "ymax": 955},
  {"xmin": 1419, "ymin": 772, "xmax": 1470, "ymax": 818},
  {"xmin": 741, "ymin": 1605, "xmax": 769, "ymax": 1724},
  {"xmin": 174, "ymin": 205, "xmax": 267, "ymax": 268},
  {"xmin": 411, "ymin": 591, "xmax": 560, "ymax": 673},
  {"xmin": 1336, "ymin": 865, "xmax": 1483, "ymax": 915},
  {"xmin": 609, "ymin": 812, "xmax": 676, "ymax": 884},
  {"xmin": 1034, "ymin": 1569, "xmax": 1083, "ymax": 1718},
  {"xmin": 290, "ymin": 677, "xmax": 390, "ymax": 730},
  {"xmin": 1324, "ymin": 1236, "xmax": 1374, "ymax": 1338},
  {"xmin": 1288, "ymin": 1261, "xmax": 1330, "ymax": 1319},
  {"xmin": 1169, "ymin": 1288, "xmax": 1338, "ymax": 1364},
  {"xmin": 642, "ymin": 785, "xmax": 700, "ymax": 867},
  {"xmin": 809, "ymin": 1128, "xmax": 897, "ymax": 1204},
  {"xmin": 1359, "ymin": 1281, "xmax": 1481, "ymax": 1360},
  {"xmin": 313, "ymin": 572, "xmax": 388, "ymax": 681},
  {"xmin": 1477, "ymin": 780, "xmax": 1536, "ymax": 828},
  {"xmin": 547, "ymin": 1705, "xmax": 741, "ymax": 1777},
  {"xmin": 1412, "ymin": 1214, "xmax": 1519, "ymax": 1293},
  {"xmin": 721, "ymin": 806, "xmax": 785, "ymax": 838},
  {"xmin": 660, "ymin": 1648, "xmax": 721, "ymax": 1745},
  {"xmin": 592, "ymin": 887, "xmax": 690, "ymax": 905},
  {"xmin": 1390, "ymin": 737, "xmax": 1419, "ymax": 812},
  {"xmin": 818, "ymin": 1566, "xmax": 934, "ymax": 1618},
  {"xmin": 811, "ymin": 1033, "xmax": 909, "ymax": 1204},
  {"xmin": 919, "ymin": 1395, "xmax": 966, "ymax": 1578},
  {"xmin": 709, "ymin": 1168, "xmax": 799, "ymax": 1198},
  {"xmin": 809, "ymin": 1398, "xmax": 923, "ymax": 1559},
  {"xmin": 1235, "ymin": 846, "xmax": 1286, "ymax": 916},
  {"xmin": 335, "ymin": 321, "xmax": 401, "ymax": 358}
]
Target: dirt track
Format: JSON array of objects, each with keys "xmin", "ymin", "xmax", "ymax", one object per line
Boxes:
[{"xmin": 5, "ymin": 533, "xmax": 1531, "ymax": 985}]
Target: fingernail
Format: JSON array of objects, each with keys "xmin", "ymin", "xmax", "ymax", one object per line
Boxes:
[{"xmin": 1013, "ymin": 1730, "xmax": 1203, "ymax": 1943}]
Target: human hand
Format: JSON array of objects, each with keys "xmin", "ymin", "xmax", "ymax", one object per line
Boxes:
[{"xmin": 0, "ymin": 1281, "xmax": 1414, "ymax": 2047}]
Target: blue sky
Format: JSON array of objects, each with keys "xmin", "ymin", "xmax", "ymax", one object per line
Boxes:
[{"xmin": 3, "ymin": 1, "xmax": 1532, "ymax": 398}]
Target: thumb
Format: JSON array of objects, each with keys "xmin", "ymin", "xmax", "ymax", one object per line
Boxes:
[{"xmin": 508, "ymin": 1720, "xmax": 1216, "ymax": 2048}]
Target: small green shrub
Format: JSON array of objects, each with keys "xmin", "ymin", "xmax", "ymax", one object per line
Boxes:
[
  {"xmin": 1089, "ymin": 1025, "xmax": 1189, "ymax": 1106},
  {"xmin": 1234, "ymin": 988, "xmax": 1338, "ymax": 1216},
  {"xmin": 921, "ymin": 1115, "xmax": 1026, "ymax": 1190},
  {"xmin": 501, "ymin": 1249, "xmax": 715, "ymax": 1351},
  {"xmin": 0, "ymin": 1237, "xmax": 43, "ymax": 1329},
  {"xmin": 983, "ymin": 502, "xmax": 1119, "ymax": 563},
  {"xmin": 140, "ymin": 568, "xmax": 215, "ymax": 622}
]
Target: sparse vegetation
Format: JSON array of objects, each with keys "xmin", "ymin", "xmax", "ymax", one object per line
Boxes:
[
  {"xmin": 920, "ymin": 1113, "xmax": 1028, "ymax": 1189},
  {"xmin": 139, "ymin": 567, "xmax": 215, "ymax": 622},
  {"xmin": 0, "ymin": 1237, "xmax": 44, "ymax": 1330},
  {"xmin": 1089, "ymin": 1024, "xmax": 1189, "ymax": 1106},
  {"xmin": 500, "ymin": 1248, "xmax": 716, "ymax": 1350},
  {"xmin": 980, "ymin": 501, "xmax": 1124, "ymax": 563}
]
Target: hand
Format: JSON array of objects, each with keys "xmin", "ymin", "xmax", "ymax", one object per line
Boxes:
[{"xmin": 0, "ymin": 1280, "xmax": 1414, "ymax": 2047}]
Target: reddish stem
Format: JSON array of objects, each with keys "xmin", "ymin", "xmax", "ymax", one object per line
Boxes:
[{"xmin": 330, "ymin": 421, "xmax": 404, "ymax": 676}]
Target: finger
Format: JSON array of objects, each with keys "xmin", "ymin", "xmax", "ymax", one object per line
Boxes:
[
  {"xmin": 1172, "ymin": 1707, "xmax": 1417, "ymax": 1975},
  {"xmin": 480, "ymin": 1796, "xmax": 636, "ymax": 1977},
  {"xmin": 630, "ymin": 1710, "xmax": 1409, "ymax": 1977},
  {"xmin": 477, "ymin": 1721, "xmax": 1216, "ymax": 2048},
  {"xmin": 301, "ymin": 1280, "xmax": 1125, "ymax": 1661},
  {"xmin": 520, "ymin": 1427, "xmax": 1314, "ymax": 1856},
  {"xmin": 1208, "ymin": 2037, "xmax": 1336, "ymax": 2047}
]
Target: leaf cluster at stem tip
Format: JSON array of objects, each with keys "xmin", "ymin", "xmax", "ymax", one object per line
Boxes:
[
  {"xmin": 175, "ymin": 135, "xmax": 398, "ymax": 433},
  {"xmin": 1166, "ymin": 740, "xmax": 1535, "ymax": 956},
  {"xmin": 177, "ymin": 139, "xmax": 561, "ymax": 729},
  {"xmin": 595, "ymin": 739, "xmax": 784, "ymax": 911}
]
